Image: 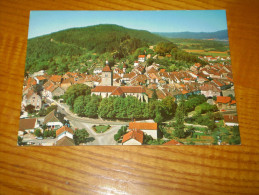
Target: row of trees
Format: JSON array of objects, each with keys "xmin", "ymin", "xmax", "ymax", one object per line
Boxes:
[{"xmin": 63, "ymin": 84, "xmax": 177, "ymax": 123}]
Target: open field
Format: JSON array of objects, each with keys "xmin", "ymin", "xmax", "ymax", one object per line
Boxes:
[{"xmin": 183, "ymin": 49, "xmax": 230, "ymax": 57}]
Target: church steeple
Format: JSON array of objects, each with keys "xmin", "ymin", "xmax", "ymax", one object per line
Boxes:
[{"xmin": 101, "ymin": 60, "xmax": 113, "ymax": 86}]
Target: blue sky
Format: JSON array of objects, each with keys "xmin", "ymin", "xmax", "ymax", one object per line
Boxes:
[{"xmin": 28, "ymin": 10, "xmax": 227, "ymax": 39}]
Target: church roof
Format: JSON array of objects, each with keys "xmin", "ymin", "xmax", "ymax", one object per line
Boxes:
[{"xmin": 102, "ymin": 65, "xmax": 112, "ymax": 72}]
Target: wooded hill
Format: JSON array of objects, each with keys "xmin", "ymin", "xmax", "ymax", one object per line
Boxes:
[{"xmin": 25, "ymin": 24, "xmax": 168, "ymax": 74}]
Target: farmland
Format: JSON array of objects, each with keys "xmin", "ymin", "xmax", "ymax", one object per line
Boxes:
[{"xmin": 168, "ymin": 38, "xmax": 230, "ymax": 57}]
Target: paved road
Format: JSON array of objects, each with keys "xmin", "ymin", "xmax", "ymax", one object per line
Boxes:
[
  {"xmin": 48, "ymin": 98, "xmax": 124, "ymax": 145},
  {"xmin": 69, "ymin": 120, "xmax": 121, "ymax": 145},
  {"xmin": 48, "ymin": 98, "xmax": 129, "ymax": 125}
]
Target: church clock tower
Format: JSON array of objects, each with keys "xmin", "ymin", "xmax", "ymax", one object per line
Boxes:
[{"xmin": 101, "ymin": 60, "xmax": 113, "ymax": 86}]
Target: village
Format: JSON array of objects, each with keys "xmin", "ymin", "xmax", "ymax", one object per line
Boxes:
[{"xmin": 18, "ymin": 52, "xmax": 239, "ymax": 146}]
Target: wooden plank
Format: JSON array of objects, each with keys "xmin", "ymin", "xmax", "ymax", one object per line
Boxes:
[{"xmin": 0, "ymin": 0, "xmax": 259, "ymax": 194}]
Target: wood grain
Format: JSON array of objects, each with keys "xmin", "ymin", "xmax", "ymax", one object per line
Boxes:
[{"xmin": 0, "ymin": 0, "xmax": 259, "ymax": 194}]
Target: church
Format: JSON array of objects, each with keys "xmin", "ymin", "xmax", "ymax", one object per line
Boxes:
[{"xmin": 91, "ymin": 61, "xmax": 149, "ymax": 102}]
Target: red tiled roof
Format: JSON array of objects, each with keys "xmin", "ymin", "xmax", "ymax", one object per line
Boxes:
[
  {"xmin": 91, "ymin": 86, "xmax": 145, "ymax": 94},
  {"xmin": 138, "ymin": 55, "xmax": 145, "ymax": 58},
  {"xmin": 231, "ymin": 100, "xmax": 236, "ymax": 105},
  {"xmin": 123, "ymin": 72, "xmax": 136, "ymax": 79},
  {"xmin": 181, "ymin": 89, "xmax": 189, "ymax": 95},
  {"xmin": 56, "ymin": 136, "xmax": 75, "ymax": 146},
  {"xmin": 56, "ymin": 126, "xmax": 74, "ymax": 137},
  {"xmin": 160, "ymin": 69, "xmax": 166, "ymax": 73},
  {"xmin": 217, "ymin": 96, "xmax": 231, "ymax": 104},
  {"xmin": 227, "ymin": 77, "xmax": 234, "ymax": 83},
  {"xmin": 61, "ymin": 78, "xmax": 74, "ymax": 85},
  {"xmin": 50, "ymin": 75, "xmax": 62, "ymax": 83},
  {"xmin": 129, "ymin": 122, "xmax": 157, "ymax": 130},
  {"xmin": 224, "ymin": 115, "xmax": 238, "ymax": 123},
  {"xmin": 27, "ymin": 78, "xmax": 37, "ymax": 86},
  {"xmin": 213, "ymin": 79, "xmax": 224, "ymax": 87},
  {"xmin": 19, "ymin": 118, "xmax": 36, "ymax": 131},
  {"xmin": 102, "ymin": 65, "xmax": 112, "ymax": 72},
  {"xmin": 147, "ymin": 67, "xmax": 157, "ymax": 74},
  {"xmin": 91, "ymin": 86, "xmax": 117, "ymax": 93},
  {"xmin": 111, "ymin": 87, "xmax": 124, "ymax": 96},
  {"xmin": 113, "ymin": 73, "xmax": 121, "ymax": 80},
  {"xmin": 122, "ymin": 130, "xmax": 143, "ymax": 144},
  {"xmin": 163, "ymin": 139, "xmax": 183, "ymax": 145},
  {"xmin": 36, "ymin": 76, "xmax": 46, "ymax": 80},
  {"xmin": 46, "ymin": 83, "xmax": 58, "ymax": 92},
  {"xmin": 200, "ymin": 83, "xmax": 221, "ymax": 92}
]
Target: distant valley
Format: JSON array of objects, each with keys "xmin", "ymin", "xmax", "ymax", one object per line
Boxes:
[{"xmin": 154, "ymin": 30, "xmax": 228, "ymax": 40}]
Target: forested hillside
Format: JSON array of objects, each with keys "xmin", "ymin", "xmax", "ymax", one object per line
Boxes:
[
  {"xmin": 25, "ymin": 24, "xmax": 207, "ymax": 75},
  {"xmin": 25, "ymin": 24, "xmax": 168, "ymax": 74}
]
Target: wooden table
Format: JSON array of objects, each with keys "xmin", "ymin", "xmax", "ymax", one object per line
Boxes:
[{"xmin": 0, "ymin": 0, "xmax": 259, "ymax": 194}]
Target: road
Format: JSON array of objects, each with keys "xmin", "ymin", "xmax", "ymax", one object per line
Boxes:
[{"xmin": 47, "ymin": 98, "xmax": 125, "ymax": 145}]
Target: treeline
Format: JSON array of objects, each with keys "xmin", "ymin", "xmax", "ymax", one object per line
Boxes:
[
  {"xmin": 72, "ymin": 95, "xmax": 177, "ymax": 122},
  {"xmin": 63, "ymin": 84, "xmax": 177, "ymax": 122}
]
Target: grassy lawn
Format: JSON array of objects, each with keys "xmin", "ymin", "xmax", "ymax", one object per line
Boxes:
[{"xmin": 93, "ymin": 125, "xmax": 111, "ymax": 133}]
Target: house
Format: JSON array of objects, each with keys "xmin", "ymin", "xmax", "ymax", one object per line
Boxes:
[
  {"xmin": 163, "ymin": 139, "xmax": 183, "ymax": 145},
  {"xmin": 134, "ymin": 61, "xmax": 139, "ymax": 67},
  {"xmin": 43, "ymin": 109, "xmax": 64, "ymax": 129},
  {"xmin": 138, "ymin": 55, "xmax": 146, "ymax": 62},
  {"xmin": 216, "ymin": 96, "xmax": 231, "ymax": 109},
  {"xmin": 200, "ymin": 83, "xmax": 221, "ymax": 98},
  {"xmin": 121, "ymin": 71, "xmax": 137, "ymax": 84},
  {"xmin": 84, "ymin": 75, "xmax": 101, "ymax": 88},
  {"xmin": 18, "ymin": 118, "xmax": 39, "ymax": 136},
  {"xmin": 56, "ymin": 136, "xmax": 75, "ymax": 146},
  {"xmin": 129, "ymin": 122, "xmax": 157, "ymax": 139},
  {"xmin": 34, "ymin": 76, "xmax": 47, "ymax": 85},
  {"xmin": 56, "ymin": 126, "xmax": 74, "ymax": 141},
  {"xmin": 60, "ymin": 78, "xmax": 74, "ymax": 91},
  {"xmin": 43, "ymin": 84, "xmax": 64, "ymax": 99},
  {"xmin": 122, "ymin": 130, "xmax": 143, "ymax": 145},
  {"xmin": 49, "ymin": 75, "xmax": 62, "ymax": 84},
  {"xmin": 22, "ymin": 90, "xmax": 42, "ymax": 111},
  {"xmin": 224, "ymin": 115, "xmax": 239, "ymax": 126},
  {"xmin": 91, "ymin": 86, "xmax": 149, "ymax": 102}
]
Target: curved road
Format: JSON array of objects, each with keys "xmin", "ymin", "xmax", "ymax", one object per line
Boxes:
[{"xmin": 49, "ymin": 98, "xmax": 126, "ymax": 145}]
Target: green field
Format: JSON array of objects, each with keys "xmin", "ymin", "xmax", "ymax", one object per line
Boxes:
[
  {"xmin": 93, "ymin": 125, "xmax": 111, "ymax": 133},
  {"xmin": 169, "ymin": 38, "xmax": 230, "ymax": 57}
]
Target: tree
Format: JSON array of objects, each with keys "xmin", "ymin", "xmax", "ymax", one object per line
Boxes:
[
  {"xmin": 229, "ymin": 126, "xmax": 241, "ymax": 145},
  {"xmin": 17, "ymin": 136, "xmax": 23, "ymax": 146},
  {"xmin": 143, "ymin": 134, "xmax": 153, "ymax": 145},
  {"xmin": 46, "ymin": 105, "xmax": 58, "ymax": 115},
  {"xmin": 114, "ymin": 126, "xmax": 127, "ymax": 142},
  {"xmin": 73, "ymin": 96, "xmax": 89, "ymax": 116},
  {"xmin": 161, "ymin": 96, "xmax": 177, "ymax": 120},
  {"xmin": 25, "ymin": 104, "xmax": 35, "ymax": 114},
  {"xmin": 73, "ymin": 129, "xmax": 89, "ymax": 145},
  {"xmin": 151, "ymin": 89, "xmax": 158, "ymax": 100},
  {"xmin": 63, "ymin": 84, "xmax": 91, "ymax": 108},
  {"xmin": 34, "ymin": 129, "xmax": 42, "ymax": 137},
  {"xmin": 38, "ymin": 108, "xmax": 47, "ymax": 116},
  {"xmin": 174, "ymin": 98, "xmax": 185, "ymax": 138},
  {"xmin": 84, "ymin": 95, "xmax": 101, "ymax": 118}
]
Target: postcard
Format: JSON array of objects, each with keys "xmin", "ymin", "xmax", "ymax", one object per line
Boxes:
[{"xmin": 18, "ymin": 10, "xmax": 240, "ymax": 146}]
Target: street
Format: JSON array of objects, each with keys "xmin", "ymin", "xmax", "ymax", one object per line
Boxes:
[{"xmin": 48, "ymin": 98, "xmax": 125, "ymax": 145}]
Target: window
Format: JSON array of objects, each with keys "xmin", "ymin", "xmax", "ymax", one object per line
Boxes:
[{"xmin": 105, "ymin": 74, "xmax": 108, "ymax": 77}]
